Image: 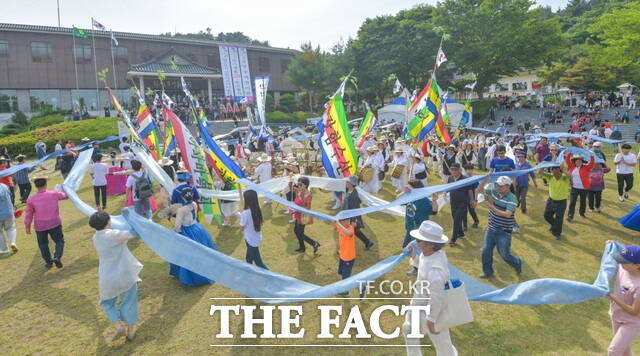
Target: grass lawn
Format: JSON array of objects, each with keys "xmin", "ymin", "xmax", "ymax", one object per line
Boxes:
[{"xmin": 0, "ymin": 147, "xmax": 639, "ymax": 356}]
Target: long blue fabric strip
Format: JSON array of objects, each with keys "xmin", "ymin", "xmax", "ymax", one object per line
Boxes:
[
  {"xmin": 0, "ymin": 135, "xmax": 119, "ymax": 178},
  {"xmin": 64, "ymin": 149, "xmax": 624, "ymax": 305}
]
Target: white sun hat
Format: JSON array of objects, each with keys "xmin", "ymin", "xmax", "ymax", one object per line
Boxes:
[{"xmin": 409, "ymin": 221, "xmax": 449, "ymax": 243}]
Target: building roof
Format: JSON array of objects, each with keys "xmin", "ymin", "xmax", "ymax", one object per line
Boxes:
[
  {"xmin": 0, "ymin": 23, "xmax": 298, "ymax": 55},
  {"xmin": 129, "ymin": 47, "xmax": 220, "ymax": 77}
]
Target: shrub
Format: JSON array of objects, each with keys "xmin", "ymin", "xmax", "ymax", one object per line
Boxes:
[
  {"xmin": 266, "ymin": 111, "xmax": 317, "ymax": 123},
  {"xmin": 0, "ymin": 117, "xmax": 118, "ymax": 156},
  {"xmin": 278, "ymin": 93, "xmax": 297, "ymax": 113},
  {"xmin": 30, "ymin": 113, "xmax": 65, "ymax": 129},
  {"xmin": 293, "ymin": 111, "xmax": 315, "ymax": 120}
]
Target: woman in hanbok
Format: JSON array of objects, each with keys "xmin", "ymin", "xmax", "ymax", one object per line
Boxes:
[
  {"xmin": 410, "ymin": 154, "xmax": 429, "ymax": 187},
  {"xmin": 361, "ymin": 146, "xmax": 384, "ymax": 194},
  {"xmin": 389, "ymin": 149, "xmax": 409, "ymax": 192},
  {"xmin": 169, "ymin": 187, "xmax": 217, "ymax": 286}
]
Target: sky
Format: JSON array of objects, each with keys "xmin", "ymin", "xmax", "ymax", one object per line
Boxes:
[{"xmin": 3, "ymin": 0, "xmax": 570, "ymax": 50}]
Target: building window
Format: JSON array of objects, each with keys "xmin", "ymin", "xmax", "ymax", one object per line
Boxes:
[
  {"xmin": 280, "ymin": 59, "xmax": 290, "ymax": 74},
  {"xmin": 30, "ymin": 90, "xmax": 60, "ymax": 112},
  {"xmin": 73, "ymin": 44, "xmax": 92, "ymax": 62},
  {"xmin": 207, "ymin": 53, "xmax": 218, "ymax": 68},
  {"xmin": 0, "ymin": 90, "xmax": 18, "ymax": 113},
  {"xmin": 258, "ymin": 57, "xmax": 270, "ymax": 73},
  {"xmin": 494, "ymin": 83, "xmax": 509, "ymax": 91},
  {"xmin": 512, "ymin": 82, "xmax": 527, "ymax": 91},
  {"xmin": 0, "ymin": 41, "xmax": 8, "ymax": 58},
  {"xmin": 31, "ymin": 42, "xmax": 53, "ymax": 63},
  {"xmin": 71, "ymin": 90, "xmax": 98, "ymax": 111},
  {"xmin": 113, "ymin": 46, "xmax": 128, "ymax": 63}
]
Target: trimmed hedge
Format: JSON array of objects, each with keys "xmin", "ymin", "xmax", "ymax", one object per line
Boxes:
[
  {"xmin": 266, "ymin": 110, "xmax": 317, "ymax": 123},
  {"xmin": 30, "ymin": 113, "xmax": 66, "ymax": 129},
  {"xmin": 0, "ymin": 118, "xmax": 118, "ymax": 156}
]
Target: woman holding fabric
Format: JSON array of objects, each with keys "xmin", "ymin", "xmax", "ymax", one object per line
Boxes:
[
  {"xmin": 169, "ymin": 187, "xmax": 217, "ymax": 286},
  {"xmin": 292, "ymin": 176, "xmax": 320, "ymax": 253},
  {"xmin": 565, "ymin": 153, "xmax": 595, "ymax": 221}
]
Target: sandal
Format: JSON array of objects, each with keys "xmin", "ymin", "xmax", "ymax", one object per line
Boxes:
[{"xmin": 111, "ymin": 326, "xmax": 126, "ymax": 342}]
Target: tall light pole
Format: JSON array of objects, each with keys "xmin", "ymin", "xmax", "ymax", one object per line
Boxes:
[{"xmin": 56, "ymin": 0, "xmax": 61, "ymax": 27}]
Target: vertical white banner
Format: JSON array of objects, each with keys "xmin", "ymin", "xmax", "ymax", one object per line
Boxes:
[
  {"xmin": 218, "ymin": 45, "xmax": 234, "ymax": 97},
  {"xmin": 238, "ymin": 47, "xmax": 254, "ymax": 104},
  {"xmin": 228, "ymin": 47, "xmax": 244, "ymax": 100},
  {"xmin": 255, "ymin": 75, "xmax": 269, "ymax": 127}
]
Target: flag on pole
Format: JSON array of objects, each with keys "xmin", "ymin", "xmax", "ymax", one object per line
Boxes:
[
  {"xmin": 405, "ymin": 77, "xmax": 450, "ymax": 142},
  {"xmin": 181, "ymin": 77, "xmax": 193, "ymax": 101},
  {"xmin": 107, "ymin": 88, "xmax": 144, "ymax": 146},
  {"xmin": 110, "ymin": 31, "xmax": 118, "ymax": 46},
  {"xmin": 91, "ymin": 18, "xmax": 106, "ymax": 31},
  {"xmin": 135, "ymin": 89, "xmax": 161, "ymax": 159},
  {"xmin": 161, "ymin": 92, "xmax": 175, "ymax": 109},
  {"xmin": 436, "ymin": 48, "xmax": 447, "ymax": 68},
  {"xmin": 316, "ymin": 77, "xmax": 359, "ymax": 178},
  {"xmin": 465, "ymin": 81, "xmax": 477, "ymax": 90},
  {"xmin": 356, "ymin": 103, "xmax": 377, "ymax": 148},
  {"xmin": 392, "ymin": 79, "xmax": 402, "ymax": 95},
  {"xmin": 72, "ymin": 26, "xmax": 89, "ymax": 38},
  {"xmin": 454, "ymin": 99, "xmax": 473, "ymax": 139},
  {"xmin": 163, "ymin": 120, "xmax": 176, "ymax": 158}
]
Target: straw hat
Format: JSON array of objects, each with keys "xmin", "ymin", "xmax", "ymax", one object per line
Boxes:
[
  {"xmin": 15, "ymin": 154, "xmax": 26, "ymax": 160},
  {"xmin": 570, "ymin": 154, "xmax": 584, "ymax": 161},
  {"xmin": 366, "ymin": 146, "xmax": 379, "ymax": 153},
  {"xmin": 81, "ymin": 137, "xmax": 91, "ymax": 142},
  {"xmin": 409, "ymin": 221, "xmax": 449, "ymax": 243},
  {"xmin": 393, "ymin": 148, "xmax": 405, "ymax": 154},
  {"xmin": 157, "ymin": 157, "xmax": 174, "ymax": 166},
  {"xmin": 257, "ymin": 153, "xmax": 272, "ymax": 162}
]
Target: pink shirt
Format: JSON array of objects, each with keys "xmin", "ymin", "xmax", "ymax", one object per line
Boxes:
[
  {"xmin": 25, "ymin": 190, "xmax": 68, "ymax": 232},
  {"xmin": 610, "ymin": 266, "xmax": 640, "ymax": 325}
]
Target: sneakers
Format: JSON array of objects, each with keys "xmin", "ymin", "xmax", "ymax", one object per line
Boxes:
[
  {"xmin": 553, "ymin": 234, "xmax": 561, "ymax": 240},
  {"xmin": 313, "ymin": 242, "xmax": 320, "ymax": 254},
  {"xmin": 588, "ymin": 208, "xmax": 595, "ymax": 213},
  {"xmin": 295, "ymin": 247, "xmax": 305, "ymax": 253},
  {"xmin": 365, "ymin": 241, "xmax": 375, "ymax": 250},
  {"xmin": 567, "ymin": 216, "xmax": 573, "ymax": 222},
  {"xmin": 288, "ymin": 219, "xmax": 296, "ymax": 223},
  {"xmin": 10, "ymin": 244, "xmax": 17, "ymax": 253},
  {"xmin": 479, "ymin": 274, "xmax": 493, "ymax": 279},
  {"xmin": 406, "ymin": 268, "xmax": 417, "ymax": 276},
  {"xmin": 263, "ymin": 200, "xmax": 272, "ymax": 205},
  {"xmin": 53, "ymin": 259, "xmax": 63, "ymax": 268},
  {"xmin": 512, "ymin": 224, "xmax": 521, "ymax": 233},
  {"xmin": 619, "ymin": 196, "xmax": 625, "ymax": 202},
  {"xmin": 44, "ymin": 263, "xmax": 53, "ymax": 269},
  {"xmin": 471, "ymin": 223, "xmax": 479, "ymax": 228},
  {"xmin": 624, "ymin": 192, "xmax": 629, "ymax": 199},
  {"xmin": 515, "ymin": 259, "xmax": 523, "ymax": 275}
]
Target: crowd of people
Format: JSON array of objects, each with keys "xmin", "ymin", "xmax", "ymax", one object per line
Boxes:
[{"xmin": 0, "ymin": 114, "xmax": 639, "ymax": 354}]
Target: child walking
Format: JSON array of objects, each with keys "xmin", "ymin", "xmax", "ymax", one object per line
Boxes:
[
  {"xmin": 239, "ymin": 190, "xmax": 268, "ymax": 269},
  {"xmin": 607, "ymin": 243, "xmax": 640, "ymax": 355},
  {"xmin": 91, "ymin": 153, "xmax": 108, "ymax": 210},
  {"xmin": 90, "ymin": 211, "xmax": 142, "ymax": 342},
  {"xmin": 335, "ymin": 218, "xmax": 356, "ymax": 297}
]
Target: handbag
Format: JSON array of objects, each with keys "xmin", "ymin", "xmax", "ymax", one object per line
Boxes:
[
  {"xmin": 415, "ymin": 170, "xmax": 427, "ymax": 180},
  {"xmin": 435, "ymin": 279, "xmax": 474, "ymax": 332},
  {"xmin": 300, "ymin": 213, "xmax": 314, "ymax": 225}
]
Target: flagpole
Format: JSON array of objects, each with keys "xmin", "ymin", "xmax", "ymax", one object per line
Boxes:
[
  {"xmin": 91, "ymin": 26, "xmax": 101, "ymax": 113},
  {"xmin": 432, "ymin": 33, "xmax": 445, "ymax": 77},
  {"xmin": 110, "ymin": 30, "xmax": 118, "ymax": 92},
  {"xmin": 71, "ymin": 29, "xmax": 79, "ymax": 92}
]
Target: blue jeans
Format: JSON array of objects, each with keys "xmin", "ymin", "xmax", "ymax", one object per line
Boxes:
[
  {"xmin": 100, "ymin": 283, "xmax": 138, "ymax": 325},
  {"xmin": 245, "ymin": 242, "xmax": 268, "ymax": 270},
  {"xmin": 481, "ymin": 228, "xmax": 522, "ymax": 276}
]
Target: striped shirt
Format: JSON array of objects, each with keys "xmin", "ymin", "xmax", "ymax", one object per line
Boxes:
[
  {"xmin": 486, "ymin": 188, "xmax": 517, "ymax": 233},
  {"xmin": 14, "ymin": 167, "xmax": 34, "ymax": 185}
]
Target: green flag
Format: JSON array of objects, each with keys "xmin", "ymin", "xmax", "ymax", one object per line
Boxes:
[{"xmin": 72, "ymin": 26, "xmax": 89, "ymax": 39}]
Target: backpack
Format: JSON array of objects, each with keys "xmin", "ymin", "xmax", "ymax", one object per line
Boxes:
[{"xmin": 134, "ymin": 173, "xmax": 153, "ymax": 200}]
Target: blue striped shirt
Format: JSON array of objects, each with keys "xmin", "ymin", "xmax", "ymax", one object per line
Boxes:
[{"xmin": 486, "ymin": 188, "xmax": 517, "ymax": 233}]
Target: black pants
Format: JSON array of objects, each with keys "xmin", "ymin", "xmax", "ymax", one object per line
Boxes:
[
  {"xmin": 7, "ymin": 185, "xmax": 14, "ymax": 205},
  {"xmin": 588, "ymin": 190, "xmax": 602, "ymax": 210},
  {"xmin": 568, "ymin": 188, "xmax": 587, "ymax": 218},
  {"xmin": 617, "ymin": 173, "xmax": 634, "ymax": 196},
  {"xmin": 354, "ymin": 225, "xmax": 371, "ymax": 246},
  {"xmin": 451, "ymin": 204, "xmax": 467, "ymax": 242},
  {"xmin": 36, "ymin": 225, "xmax": 64, "ymax": 265},
  {"xmin": 544, "ymin": 198, "xmax": 566, "ymax": 236},
  {"xmin": 465, "ymin": 206, "xmax": 480, "ymax": 228},
  {"xmin": 93, "ymin": 185, "xmax": 107, "ymax": 208},
  {"xmin": 245, "ymin": 241, "xmax": 268, "ymax": 269},
  {"xmin": 18, "ymin": 182, "xmax": 31, "ymax": 203},
  {"xmin": 293, "ymin": 223, "xmax": 318, "ymax": 250},
  {"xmin": 515, "ymin": 186, "xmax": 529, "ymax": 212}
]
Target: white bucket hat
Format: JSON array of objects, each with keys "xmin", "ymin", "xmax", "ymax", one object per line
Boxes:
[
  {"xmin": 496, "ymin": 176, "xmax": 512, "ymax": 186},
  {"xmin": 257, "ymin": 153, "xmax": 272, "ymax": 162},
  {"xmin": 409, "ymin": 221, "xmax": 449, "ymax": 243}
]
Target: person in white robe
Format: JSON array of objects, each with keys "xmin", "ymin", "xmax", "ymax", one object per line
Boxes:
[
  {"xmin": 390, "ymin": 149, "xmax": 409, "ymax": 192},
  {"xmin": 361, "ymin": 146, "xmax": 384, "ymax": 194},
  {"xmin": 411, "ymin": 154, "xmax": 429, "ymax": 186},
  {"xmin": 253, "ymin": 154, "xmax": 273, "ymax": 204}
]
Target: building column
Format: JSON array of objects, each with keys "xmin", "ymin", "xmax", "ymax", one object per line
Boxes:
[
  {"xmin": 16, "ymin": 90, "xmax": 31, "ymax": 113},
  {"xmin": 274, "ymin": 91, "xmax": 281, "ymax": 106},
  {"xmin": 139, "ymin": 76, "xmax": 145, "ymax": 94},
  {"xmin": 207, "ymin": 79, "xmax": 212, "ymax": 105}
]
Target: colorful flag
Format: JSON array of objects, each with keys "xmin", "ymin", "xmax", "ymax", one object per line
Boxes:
[
  {"xmin": 163, "ymin": 120, "xmax": 176, "ymax": 158},
  {"xmin": 454, "ymin": 100, "xmax": 472, "ymax": 139},
  {"xmin": 91, "ymin": 18, "xmax": 106, "ymax": 31},
  {"xmin": 316, "ymin": 78, "xmax": 359, "ymax": 178},
  {"xmin": 72, "ymin": 26, "xmax": 89, "ymax": 38},
  {"xmin": 441, "ymin": 92, "xmax": 451, "ymax": 126},
  {"xmin": 436, "ymin": 48, "xmax": 447, "ymax": 68},
  {"xmin": 107, "ymin": 88, "xmax": 143, "ymax": 145},
  {"xmin": 356, "ymin": 104, "xmax": 377, "ymax": 148},
  {"xmin": 164, "ymin": 106, "xmax": 218, "ymax": 223},
  {"xmin": 406, "ymin": 77, "xmax": 450, "ymax": 142},
  {"xmin": 135, "ymin": 89, "xmax": 161, "ymax": 159}
]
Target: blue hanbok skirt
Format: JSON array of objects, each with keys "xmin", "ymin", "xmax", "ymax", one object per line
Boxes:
[
  {"xmin": 169, "ymin": 223, "xmax": 217, "ymax": 286},
  {"xmin": 619, "ymin": 204, "xmax": 640, "ymax": 232}
]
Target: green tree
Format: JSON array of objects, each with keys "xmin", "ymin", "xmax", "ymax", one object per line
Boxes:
[
  {"xmin": 278, "ymin": 93, "xmax": 297, "ymax": 113},
  {"xmin": 433, "ymin": 0, "xmax": 565, "ymax": 97},
  {"xmin": 285, "ymin": 42, "xmax": 328, "ymax": 111},
  {"xmin": 588, "ymin": 2, "xmax": 640, "ymax": 69}
]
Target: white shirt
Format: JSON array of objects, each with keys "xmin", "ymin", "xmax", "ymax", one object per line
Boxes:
[
  {"xmin": 254, "ymin": 162, "xmax": 272, "ymax": 183},
  {"xmin": 239, "ymin": 209, "xmax": 262, "ymax": 247},
  {"xmin": 390, "ymin": 154, "xmax": 408, "ymax": 168},
  {"xmin": 122, "ymin": 152, "xmax": 136, "ymax": 170},
  {"xmin": 364, "ymin": 153, "xmax": 384, "ymax": 171},
  {"xmin": 91, "ymin": 162, "xmax": 108, "ymax": 186},
  {"xmin": 126, "ymin": 171, "xmax": 145, "ymax": 201},
  {"xmin": 92, "ymin": 229, "xmax": 142, "ymax": 301},
  {"xmin": 412, "ymin": 249, "xmax": 449, "ymax": 323},
  {"xmin": 571, "ymin": 168, "xmax": 584, "ymax": 189},
  {"xmin": 119, "ymin": 142, "xmax": 130, "ymax": 154},
  {"xmin": 175, "ymin": 202, "xmax": 197, "ymax": 229},
  {"xmin": 616, "ymin": 153, "xmax": 637, "ymax": 174},
  {"xmin": 55, "ymin": 143, "xmax": 63, "ymax": 151}
]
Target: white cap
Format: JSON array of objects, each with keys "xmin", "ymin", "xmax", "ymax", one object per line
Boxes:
[
  {"xmin": 496, "ymin": 176, "xmax": 512, "ymax": 186},
  {"xmin": 593, "ymin": 141, "xmax": 602, "ymax": 147}
]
